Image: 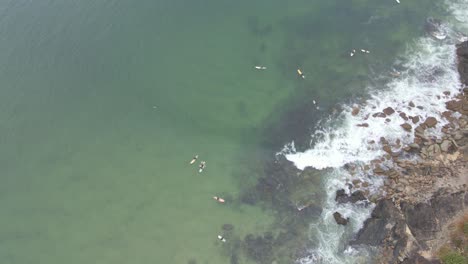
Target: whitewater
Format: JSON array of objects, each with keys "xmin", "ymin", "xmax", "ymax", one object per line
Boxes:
[{"xmin": 281, "ymin": 0, "xmax": 468, "ymax": 263}]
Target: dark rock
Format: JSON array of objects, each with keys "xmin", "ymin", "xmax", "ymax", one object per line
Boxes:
[
  {"xmin": 457, "ymin": 41, "xmax": 468, "ymax": 85},
  {"xmin": 352, "ymin": 200, "xmax": 401, "ymax": 245},
  {"xmin": 424, "ymin": 117, "xmax": 438, "ymax": 128},
  {"xmin": 335, "ymin": 190, "xmax": 367, "ymax": 203},
  {"xmin": 373, "ymin": 112, "xmax": 387, "ymax": 118},
  {"xmin": 399, "ymin": 112, "xmax": 409, "ymax": 120},
  {"xmin": 409, "ymin": 101, "xmax": 415, "ymax": 107},
  {"xmin": 380, "ymin": 137, "xmax": 389, "ymax": 145},
  {"xmin": 401, "ymin": 123, "xmax": 412, "ymax": 132},
  {"xmin": 350, "ymin": 190, "xmax": 367, "ymax": 202},
  {"xmin": 333, "ymin": 212, "xmax": 349, "ymax": 225},
  {"xmin": 383, "ymin": 107, "xmax": 395, "ymax": 116},
  {"xmin": 357, "ymin": 123, "xmax": 369, "ymax": 127},
  {"xmin": 412, "ymin": 116, "xmax": 421, "ymax": 124},
  {"xmin": 402, "ymin": 191, "xmax": 466, "ymax": 242}
]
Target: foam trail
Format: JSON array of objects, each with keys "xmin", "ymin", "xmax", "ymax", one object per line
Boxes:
[{"xmin": 285, "ymin": 0, "xmax": 468, "ymax": 262}]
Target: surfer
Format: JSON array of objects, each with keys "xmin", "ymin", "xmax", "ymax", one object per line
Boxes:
[
  {"xmin": 254, "ymin": 66, "xmax": 267, "ymax": 70},
  {"xmin": 199, "ymin": 161, "xmax": 206, "ymax": 173},
  {"xmin": 213, "ymin": 196, "xmax": 225, "ymax": 203},
  {"xmin": 189, "ymin": 155, "xmax": 199, "ymax": 165},
  {"xmin": 217, "ymin": 235, "xmax": 226, "ymax": 242},
  {"xmin": 297, "ymin": 68, "xmax": 305, "ymax": 79}
]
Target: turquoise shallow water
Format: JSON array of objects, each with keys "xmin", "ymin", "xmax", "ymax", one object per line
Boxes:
[{"xmin": 0, "ymin": 0, "xmax": 449, "ymax": 263}]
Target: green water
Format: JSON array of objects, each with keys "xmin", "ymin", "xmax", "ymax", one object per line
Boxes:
[{"xmin": 0, "ymin": 0, "xmax": 448, "ymax": 263}]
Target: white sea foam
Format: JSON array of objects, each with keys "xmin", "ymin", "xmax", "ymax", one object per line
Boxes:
[{"xmin": 286, "ymin": 1, "xmax": 467, "ymax": 263}]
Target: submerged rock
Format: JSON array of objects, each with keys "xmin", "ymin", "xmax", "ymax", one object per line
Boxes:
[{"xmin": 333, "ymin": 212, "xmax": 349, "ymax": 225}]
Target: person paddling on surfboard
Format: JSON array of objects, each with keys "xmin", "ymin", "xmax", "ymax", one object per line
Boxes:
[
  {"xmin": 199, "ymin": 161, "xmax": 206, "ymax": 173},
  {"xmin": 189, "ymin": 155, "xmax": 199, "ymax": 165},
  {"xmin": 213, "ymin": 196, "xmax": 225, "ymax": 203},
  {"xmin": 217, "ymin": 235, "xmax": 226, "ymax": 242},
  {"xmin": 297, "ymin": 68, "xmax": 305, "ymax": 79}
]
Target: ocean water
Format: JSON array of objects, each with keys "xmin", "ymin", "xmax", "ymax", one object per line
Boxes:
[{"xmin": 0, "ymin": 0, "xmax": 465, "ymax": 264}]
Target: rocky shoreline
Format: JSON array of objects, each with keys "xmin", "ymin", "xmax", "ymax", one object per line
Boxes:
[{"xmin": 349, "ymin": 41, "xmax": 468, "ymax": 264}]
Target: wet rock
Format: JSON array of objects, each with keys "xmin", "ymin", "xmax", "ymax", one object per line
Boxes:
[
  {"xmin": 373, "ymin": 165, "xmax": 385, "ymax": 175},
  {"xmin": 383, "ymin": 145, "xmax": 392, "ymax": 153},
  {"xmin": 352, "ymin": 200, "xmax": 401, "ymax": 245},
  {"xmin": 372, "ymin": 112, "xmax": 386, "ymax": 118},
  {"xmin": 446, "ymin": 100, "xmax": 461, "ymax": 111},
  {"xmin": 412, "ymin": 116, "xmax": 421, "ymax": 124},
  {"xmin": 424, "ymin": 117, "xmax": 438, "ymax": 128},
  {"xmin": 399, "ymin": 112, "xmax": 409, "ymax": 121},
  {"xmin": 333, "ymin": 212, "xmax": 349, "ymax": 225},
  {"xmin": 350, "ymin": 191, "xmax": 367, "ymax": 202},
  {"xmin": 351, "ymin": 179, "xmax": 361, "ymax": 185},
  {"xmin": 357, "ymin": 123, "xmax": 369, "ymax": 127},
  {"xmin": 409, "ymin": 101, "xmax": 415, "ymax": 107},
  {"xmin": 383, "ymin": 107, "xmax": 395, "ymax": 116},
  {"xmin": 335, "ymin": 190, "xmax": 348, "ymax": 204},
  {"xmin": 352, "ymin": 106, "xmax": 360, "ymax": 116},
  {"xmin": 335, "ymin": 190, "xmax": 367, "ymax": 203},
  {"xmin": 442, "ymin": 111, "xmax": 452, "ymax": 120},
  {"xmin": 401, "ymin": 123, "xmax": 412, "ymax": 132},
  {"xmin": 402, "ymin": 191, "xmax": 467, "ymax": 242}
]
